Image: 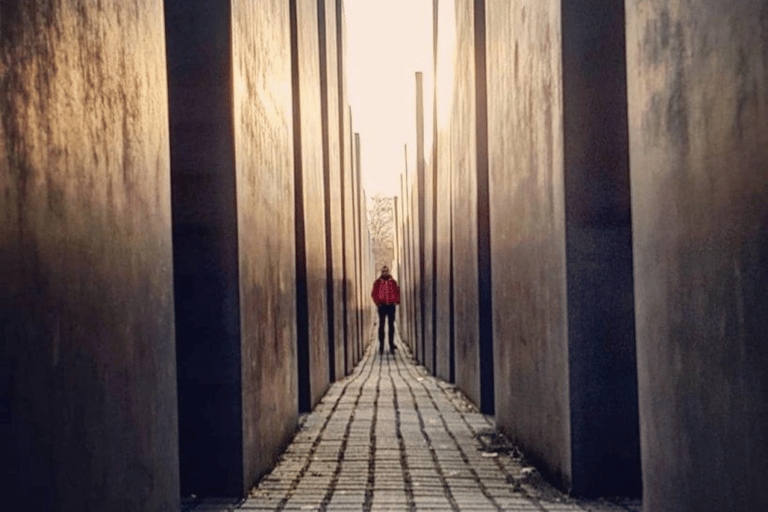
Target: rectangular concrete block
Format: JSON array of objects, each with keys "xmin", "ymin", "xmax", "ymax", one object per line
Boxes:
[
  {"xmin": 349, "ymin": 118, "xmax": 359, "ymax": 362},
  {"xmin": 401, "ymin": 163, "xmax": 419, "ymax": 354},
  {"xmin": 233, "ymin": 0, "xmax": 298, "ymax": 488},
  {"xmin": 448, "ymin": 0, "xmax": 483, "ymax": 410},
  {"xmin": 291, "ymin": 0, "xmax": 330, "ymax": 412},
  {"xmin": 319, "ymin": 0, "xmax": 346, "ymax": 380},
  {"xmin": 398, "ymin": 175, "xmax": 413, "ymax": 350},
  {"xmin": 486, "ymin": 0, "xmax": 570, "ymax": 489},
  {"xmin": 337, "ymin": 1, "xmax": 357, "ymax": 373},
  {"xmin": 626, "ymin": 1, "xmax": 768, "ymax": 510},
  {"xmin": 166, "ymin": 0, "xmax": 243, "ymax": 497},
  {"xmin": 0, "ymin": 1, "xmax": 179, "ymax": 510},
  {"xmin": 416, "ymin": 72, "xmax": 434, "ymax": 370},
  {"xmin": 168, "ymin": 0, "xmax": 298, "ymax": 496},
  {"xmin": 427, "ymin": 0, "xmax": 440, "ymax": 378},
  {"xmin": 354, "ymin": 132, "xmax": 367, "ymax": 354},
  {"xmin": 351, "ymin": 122, "xmax": 365, "ymax": 362},
  {"xmin": 486, "ymin": 0, "xmax": 640, "ymax": 496},
  {"xmin": 434, "ymin": 0, "xmax": 456, "ymax": 383},
  {"xmin": 560, "ymin": 0, "xmax": 640, "ymax": 496},
  {"xmin": 407, "ymin": 161, "xmax": 423, "ymax": 356}
]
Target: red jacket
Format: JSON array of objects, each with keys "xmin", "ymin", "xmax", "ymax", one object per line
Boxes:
[{"xmin": 371, "ymin": 276, "xmax": 400, "ymax": 306}]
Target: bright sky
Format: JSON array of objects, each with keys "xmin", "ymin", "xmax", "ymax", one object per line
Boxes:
[{"xmin": 345, "ymin": 0, "xmax": 433, "ymax": 199}]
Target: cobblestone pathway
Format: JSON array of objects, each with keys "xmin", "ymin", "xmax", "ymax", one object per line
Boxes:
[{"xmin": 184, "ymin": 335, "xmax": 642, "ymax": 512}]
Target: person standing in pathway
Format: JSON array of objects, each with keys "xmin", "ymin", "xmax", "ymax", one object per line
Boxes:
[{"xmin": 371, "ymin": 265, "xmax": 400, "ymax": 354}]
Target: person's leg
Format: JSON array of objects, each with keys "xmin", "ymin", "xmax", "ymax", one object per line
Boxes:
[
  {"xmin": 387, "ymin": 305, "xmax": 396, "ymax": 351},
  {"xmin": 378, "ymin": 306, "xmax": 385, "ymax": 353}
]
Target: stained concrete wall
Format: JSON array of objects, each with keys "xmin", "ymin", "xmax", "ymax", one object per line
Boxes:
[
  {"xmin": 448, "ymin": 0, "xmax": 484, "ymax": 409},
  {"xmin": 405, "ymin": 169, "xmax": 416, "ymax": 354},
  {"xmin": 408, "ymin": 155, "xmax": 423, "ymax": 356},
  {"xmin": 233, "ymin": 0, "xmax": 297, "ymax": 488},
  {"xmin": 168, "ymin": 0, "xmax": 297, "ymax": 496},
  {"xmin": 166, "ymin": 0, "xmax": 240, "ymax": 495},
  {"xmin": 398, "ymin": 174, "xmax": 413, "ymax": 350},
  {"xmin": 401, "ymin": 156, "xmax": 420, "ymax": 355},
  {"xmin": 487, "ymin": 0, "xmax": 569, "ymax": 488},
  {"xmin": 319, "ymin": 0, "xmax": 346, "ymax": 380},
  {"xmin": 427, "ymin": 0, "xmax": 440, "ymax": 377},
  {"xmin": 351, "ymin": 118, "xmax": 366, "ymax": 361},
  {"xmin": 416, "ymin": 72, "xmax": 433, "ymax": 369},
  {"xmin": 627, "ymin": 1, "xmax": 768, "ymax": 510},
  {"xmin": 559, "ymin": 0, "xmax": 639, "ymax": 495},
  {"xmin": 291, "ymin": 0, "xmax": 330, "ymax": 412},
  {"xmin": 358, "ymin": 131, "xmax": 368, "ymax": 356},
  {"xmin": 485, "ymin": 0, "xmax": 640, "ymax": 496},
  {"xmin": 434, "ymin": 0, "xmax": 455, "ymax": 383},
  {"xmin": 349, "ymin": 114, "xmax": 359, "ymax": 362},
  {"xmin": 0, "ymin": 1, "xmax": 179, "ymax": 510},
  {"xmin": 337, "ymin": 1, "xmax": 357, "ymax": 372}
]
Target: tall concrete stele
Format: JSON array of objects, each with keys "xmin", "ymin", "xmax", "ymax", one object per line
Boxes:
[
  {"xmin": 1, "ymin": 1, "xmax": 179, "ymax": 510},
  {"xmin": 395, "ymin": 0, "xmax": 768, "ymax": 509},
  {"xmin": 2, "ymin": 0, "xmax": 369, "ymax": 510}
]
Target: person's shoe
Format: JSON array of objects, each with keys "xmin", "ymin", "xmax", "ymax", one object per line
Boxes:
[{"xmin": 390, "ymin": 345, "xmax": 396, "ymax": 352}]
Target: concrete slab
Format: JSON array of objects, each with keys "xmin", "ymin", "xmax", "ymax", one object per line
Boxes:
[
  {"xmin": 167, "ymin": 0, "xmax": 298, "ymax": 497},
  {"xmin": 318, "ymin": 0, "xmax": 346, "ymax": 382},
  {"xmin": 290, "ymin": 0, "xmax": 330, "ymax": 413},
  {"xmin": 626, "ymin": 0, "xmax": 768, "ymax": 510},
  {"xmin": 484, "ymin": 0, "xmax": 640, "ymax": 495},
  {"xmin": 1, "ymin": 1, "xmax": 178, "ymax": 509}
]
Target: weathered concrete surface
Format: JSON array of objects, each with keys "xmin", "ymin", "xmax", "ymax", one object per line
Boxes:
[
  {"xmin": 337, "ymin": 1, "xmax": 356, "ymax": 374},
  {"xmin": 319, "ymin": 0, "xmax": 346, "ymax": 381},
  {"xmin": 448, "ymin": 0, "xmax": 483, "ymax": 410},
  {"xmin": 401, "ymin": 163, "xmax": 419, "ymax": 355},
  {"xmin": 486, "ymin": 0, "xmax": 569, "ymax": 489},
  {"xmin": 434, "ymin": 0, "xmax": 455, "ymax": 383},
  {"xmin": 0, "ymin": 1, "xmax": 179, "ymax": 510},
  {"xmin": 474, "ymin": 0, "xmax": 495, "ymax": 416},
  {"xmin": 560, "ymin": 0, "xmax": 639, "ymax": 496},
  {"xmin": 407, "ymin": 161, "xmax": 423, "ymax": 358},
  {"xmin": 404, "ymin": 170, "xmax": 416, "ymax": 355},
  {"xmin": 233, "ymin": 0, "xmax": 297, "ymax": 491},
  {"xmin": 398, "ymin": 174, "xmax": 414, "ymax": 352},
  {"xmin": 291, "ymin": 0, "xmax": 330, "ymax": 412},
  {"xmin": 428, "ymin": 0, "xmax": 440, "ymax": 379},
  {"xmin": 168, "ymin": 0, "xmax": 298, "ymax": 497},
  {"xmin": 487, "ymin": 0, "xmax": 640, "ymax": 496},
  {"xmin": 349, "ymin": 113, "xmax": 359, "ymax": 365},
  {"xmin": 486, "ymin": 0, "xmax": 571, "ymax": 488},
  {"xmin": 401, "ymin": 147, "xmax": 418, "ymax": 359},
  {"xmin": 166, "ymin": 0, "xmax": 241, "ymax": 496},
  {"xmin": 350, "ymin": 115, "xmax": 365, "ymax": 365},
  {"xmin": 399, "ymin": 165, "xmax": 411, "ymax": 351},
  {"xmin": 627, "ymin": 1, "xmax": 768, "ymax": 510},
  {"xmin": 354, "ymin": 131, "xmax": 368, "ymax": 360},
  {"xmin": 416, "ymin": 72, "xmax": 434, "ymax": 372}
]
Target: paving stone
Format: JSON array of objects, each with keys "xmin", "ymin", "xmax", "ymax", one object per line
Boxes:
[{"xmin": 184, "ymin": 339, "xmax": 642, "ymax": 511}]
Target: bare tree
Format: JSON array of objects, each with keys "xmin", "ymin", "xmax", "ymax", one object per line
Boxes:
[{"xmin": 367, "ymin": 194, "xmax": 394, "ymax": 274}]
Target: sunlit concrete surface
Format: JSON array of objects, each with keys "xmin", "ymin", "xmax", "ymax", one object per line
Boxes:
[
  {"xmin": 166, "ymin": 0, "xmax": 299, "ymax": 497},
  {"xmin": 291, "ymin": 0, "xmax": 331, "ymax": 413},
  {"xmin": 182, "ymin": 331, "xmax": 642, "ymax": 512},
  {"xmin": 1, "ymin": 1, "xmax": 178, "ymax": 509},
  {"xmin": 318, "ymin": 0, "xmax": 348, "ymax": 382}
]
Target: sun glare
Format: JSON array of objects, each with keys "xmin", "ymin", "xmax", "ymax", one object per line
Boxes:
[{"xmin": 346, "ymin": 0, "xmax": 433, "ymax": 199}]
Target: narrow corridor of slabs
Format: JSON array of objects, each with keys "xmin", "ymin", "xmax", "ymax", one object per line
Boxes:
[{"xmin": 184, "ymin": 334, "xmax": 643, "ymax": 512}]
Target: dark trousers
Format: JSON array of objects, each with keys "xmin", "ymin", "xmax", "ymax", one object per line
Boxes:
[{"xmin": 378, "ymin": 304, "xmax": 396, "ymax": 352}]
